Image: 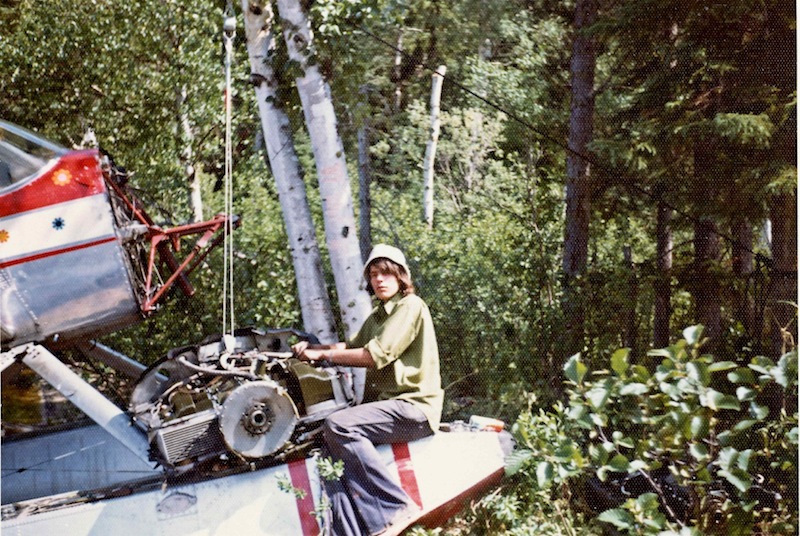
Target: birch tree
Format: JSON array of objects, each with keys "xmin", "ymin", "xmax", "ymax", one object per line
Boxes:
[
  {"xmin": 422, "ymin": 66, "xmax": 445, "ymax": 228},
  {"xmin": 275, "ymin": 0, "xmax": 372, "ymax": 399},
  {"xmin": 177, "ymin": 87, "xmax": 203, "ymax": 222},
  {"xmin": 275, "ymin": 0, "xmax": 371, "ymax": 335},
  {"xmin": 241, "ymin": 0, "xmax": 337, "ymax": 344}
]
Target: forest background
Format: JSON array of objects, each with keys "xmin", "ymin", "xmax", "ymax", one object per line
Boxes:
[{"xmin": 1, "ymin": 0, "xmax": 797, "ymax": 534}]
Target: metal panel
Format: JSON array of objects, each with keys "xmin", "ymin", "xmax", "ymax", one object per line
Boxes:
[
  {"xmin": 1, "ymin": 423, "xmax": 162, "ymax": 504},
  {"xmin": 0, "ymin": 239, "xmax": 140, "ymax": 347}
]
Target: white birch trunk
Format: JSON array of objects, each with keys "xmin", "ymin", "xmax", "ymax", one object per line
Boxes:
[
  {"xmin": 422, "ymin": 66, "xmax": 446, "ymax": 228},
  {"xmin": 275, "ymin": 0, "xmax": 372, "ymax": 400},
  {"xmin": 177, "ymin": 86, "xmax": 204, "ymax": 222},
  {"xmin": 393, "ymin": 31, "xmax": 404, "ymax": 112},
  {"xmin": 275, "ymin": 0, "xmax": 371, "ymax": 333},
  {"xmin": 241, "ymin": 0, "xmax": 337, "ymax": 344}
]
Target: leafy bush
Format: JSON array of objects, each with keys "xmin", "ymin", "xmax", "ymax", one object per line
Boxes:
[{"xmin": 507, "ymin": 326, "xmax": 798, "ymax": 535}]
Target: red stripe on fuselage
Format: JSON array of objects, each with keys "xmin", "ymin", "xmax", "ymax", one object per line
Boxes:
[
  {"xmin": 392, "ymin": 442, "xmax": 422, "ymax": 508},
  {"xmin": 0, "ymin": 150, "xmax": 106, "ymax": 218},
  {"xmin": 288, "ymin": 458, "xmax": 320, "ymax": 536},
  {"xmin": 0, "ymin": 236, "xmax": 117, "ymax": 269}
]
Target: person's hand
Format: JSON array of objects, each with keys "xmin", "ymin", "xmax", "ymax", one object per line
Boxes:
[
  {"xmin": 292, "ymin": 341, "xmax": 328, "ymax": 364},
  {"xmin": 291, "ymin": 340, "xmax": 311, "ymax": 357},
  {"xmin": 299, "ymin": 349, "xmax": 327, "ymax": 364}
]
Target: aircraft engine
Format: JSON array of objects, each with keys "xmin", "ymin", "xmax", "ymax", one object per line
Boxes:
[{"xmin": 129, "ymin": 328, "xmax": 354, "ymax": 469}]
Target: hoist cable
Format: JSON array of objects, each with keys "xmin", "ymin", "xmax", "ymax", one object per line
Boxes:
[{"xmin": 222, "ymin": 7, "xmax": 237, "ymax": 336}]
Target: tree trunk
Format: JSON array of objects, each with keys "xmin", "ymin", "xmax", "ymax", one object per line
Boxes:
[
  {"xmin": 623, "ymin": 245, "xmax": 639, "ymax": 353},
  {"xmin": 561, "ymin": 0, "xmax": 597, "ymax": 356},
  {"xmin": 275, "ymin": 0, "xmax": 372, "ymax": 399},
  {"xmin": 731, "ymin": 216, "xmax": 755, "ymax": 337},
  {"xmin": 357, "ymin": 116, "xmax": 372, "ymax": 262},
  {"xmin": 653, "ymin": 199, "xmax": 672, "ymax": 348},
  {"xmin": 423, "ymin": 66, "xmax": 445, "ymax": 228},
  {"xmin": 392, "ymin": 31, "xmax": 404, "ymax": 112},
  {"xmin": 241, "ymin": 0, "xmax": 337, "ymax": 344},
  {"xmin": 177, "ymin": 86, "xmax": 203, "ymax": 223},
  {"xmin": 767, "ymin": 190, "xmax": 797, "ymax": 356},
  {"xmin": 692, "ymin": 142, "xmax": 721, "ymax": 348}
]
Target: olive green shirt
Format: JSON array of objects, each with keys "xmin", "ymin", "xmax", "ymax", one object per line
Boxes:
[{"xmin": 348, "ymin": 293, "xmax": 444, "ymax": 431}]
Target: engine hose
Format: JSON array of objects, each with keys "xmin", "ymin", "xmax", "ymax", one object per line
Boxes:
[{"xmin": 177, "ymin": 356, "xmax": 258, "ymax": 381}]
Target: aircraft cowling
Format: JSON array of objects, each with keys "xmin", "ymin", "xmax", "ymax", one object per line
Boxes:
[
  {"xmin": 0, "ymin": 146, "xmax": 142, "ymax": 349},
  {"xmin": 129, "ymin": 328, "xmax": 354, "ymax": 469},
  {"xmin": 0, "ymin": 120, "xmax": 233, "ymax": 350}
]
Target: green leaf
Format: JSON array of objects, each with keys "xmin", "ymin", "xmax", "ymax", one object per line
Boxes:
[
  {"xmin": 620, "ymin": 382, "xmax": 649, "ymax": 396},
  {"xmin": 590, "ymin": 444, "xmax": 609, "ymax": 466},
  {"xmin": 660, "ymin": 381, "xmax": 681, "ymax": 399},
  {"xmin": 677, "ymin": 378, "xmax": 698, "ymax": 395},
  {"xmin": 735, "ymin": 386, "xmax": 757, "ymax": 401},
  {"xmin": 648, "ymin": 348, "xmax": 673, "ymax": 358},
  {"xmin": 630, "ymin": 364, "xmax": 651, "ymax": 381},
  {"xmin": 536, "ymin": 461, "xmax": 554, "ymax": 488},
  {"xmin": 719, "ymin": 468, "xmax": 752, "ymax": 493},
  {"xmin": 586, "ymin": 384, "xmax": 611, "ymax": 410},
  {"xmin": 705, "ymin": 389, "xmax": 741, "ymax": 411},
  {"xmin": 598, "ymin": 508, "xmax": 635, "ymax": 529},
  {"xmin": 688, "ymin": 361, "xmax": 711, "ymax": 386},
  {"xmin": 612, "ymin": 431, "xmax": 635, "ymax": 449},
  {"xmin": 749, "ymin": 401, "xmax": 769, "ymax": 420},
  {"xmin": 554, "ymin": 442, "xmax": 577, "ymax": 462},
  {"xmin": 504, "ymin": 449, "xmax": 533, "ymax": 476},
  {"xmin": 590, "ymin": 412, "xmax": 608, "ymax": 427},
  {"xmin": 727, "ymin": 367, "xmax": 756, "ymax": 384},
  {"xmin": 607, "ymin": 454, "xmax": 630, "ymax": 472},
  {"xmin": 564, "ymin": 353, "xmax": 587, "ymax": 384},
  {"xmin": 709, "ymin": 361, "xmax": 737, "ymax": 372},
  {"xmin": 629, "ymin": 459, "xmax": 647, "ymax": 472},
  {"xmin": 749, "ymin": 356, "xmax": 776, "ymax": 376},
  {"xmin": 773, "ymin": 351, "xmax": 798, "ymax": 388},
  {"xmin": 611, "ymin": 348, "xmax": 630, "ymax": 376},
  {"xmin": 690, "ymin": 442, "xmax": 710, "ymax": 461},
  {"xmin": 683, "ymin": 325, "xmax": 704, "ymax": 345},
  {"xmin": 733, "ymin": 419, "xmax": 757, "ymax": 432},
  {"xmin": 690, "ymin": 414, "xmax": 709, "ymax": 439},
  {"xmin": 636, "ymin": 492, "xmax": 661, "ymax": 511}
]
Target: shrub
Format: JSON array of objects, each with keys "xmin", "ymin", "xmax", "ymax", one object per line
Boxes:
[{"xmin": 508, "ymin": 326, "xmax": 798, "ymax": 535}]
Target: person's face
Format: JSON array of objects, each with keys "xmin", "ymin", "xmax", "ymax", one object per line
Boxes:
[{"xmin": 369, "ymin": 264, "xmax": 400, "ymax": 302}]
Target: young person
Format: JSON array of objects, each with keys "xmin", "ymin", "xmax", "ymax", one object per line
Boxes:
[{"xmin": 292, "ymin": 244, "xmax": 443, "ymax": 536}]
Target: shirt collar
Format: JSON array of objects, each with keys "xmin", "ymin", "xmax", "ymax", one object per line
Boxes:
[{"xmin": 375, "ymin": 292, "xmax": 403, "ymax": 317}]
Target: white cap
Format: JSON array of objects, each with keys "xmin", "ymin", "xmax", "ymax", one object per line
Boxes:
[{"xmin": 363, "ymin": 244, "xmax": 410, "ymax": 278}]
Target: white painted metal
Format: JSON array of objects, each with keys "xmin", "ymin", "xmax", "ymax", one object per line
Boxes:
[{"xmin": 3, "ymin": 430, "xmax": 507, "ymax": 535}]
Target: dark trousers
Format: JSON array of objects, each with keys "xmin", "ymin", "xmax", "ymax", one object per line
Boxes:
[{"xmin": 321, "ymin": 399, "xmax": 433, "ymax": 536}]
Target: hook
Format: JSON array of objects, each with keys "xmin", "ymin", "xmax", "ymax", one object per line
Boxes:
[{"xmin": 223, "ymin": 2, "xmax": 236, "ymax": 37}]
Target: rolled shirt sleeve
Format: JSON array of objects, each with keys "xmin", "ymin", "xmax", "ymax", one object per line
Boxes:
[
  {"xmin": 363, "ymin": 298, "xmax": 421, "ymax": 370},
  {"xmin": 348, "ymin": 294, "xmax": 443, "ymax": 431}
]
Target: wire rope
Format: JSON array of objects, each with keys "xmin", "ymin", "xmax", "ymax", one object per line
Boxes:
[{"xmin": 222, "ymin": 5, "xmax": 237, "ymax": 337}]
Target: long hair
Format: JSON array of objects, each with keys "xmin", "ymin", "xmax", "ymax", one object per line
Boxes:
[{"xmin": 364, "ymin": 258, "xmax": 415, "ymax": 296}]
